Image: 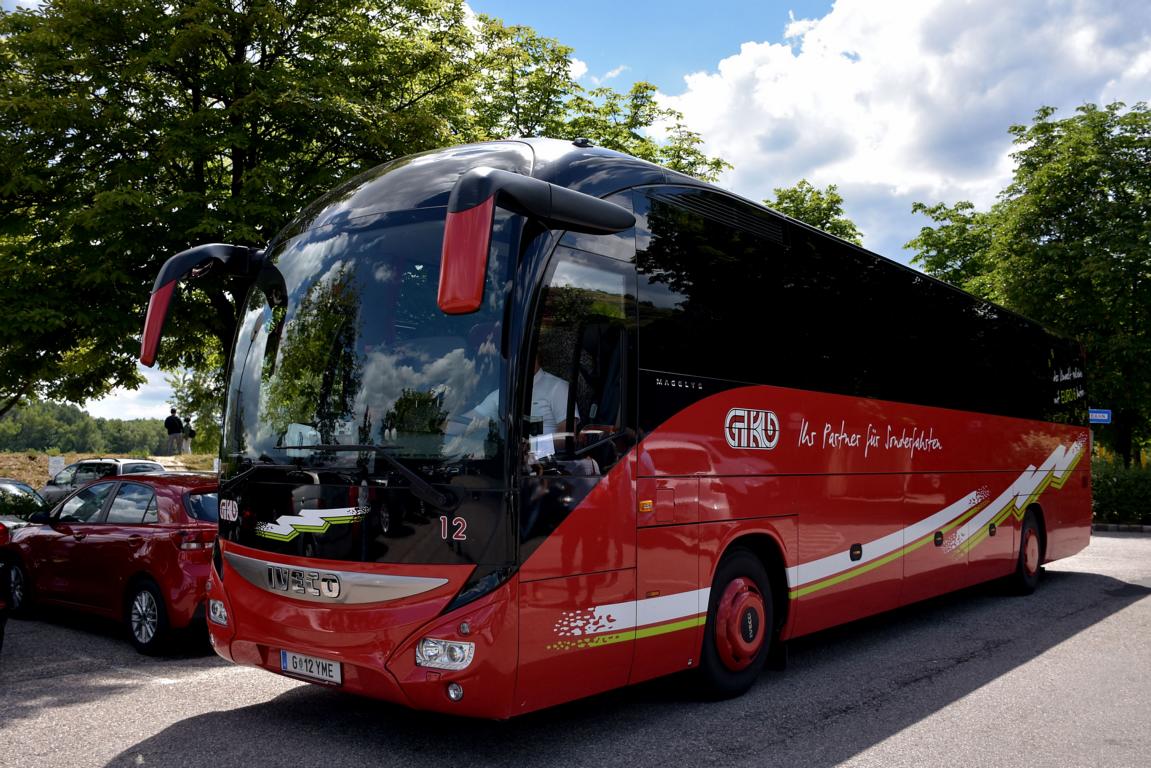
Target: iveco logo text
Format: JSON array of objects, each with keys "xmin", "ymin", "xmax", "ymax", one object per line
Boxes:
[
  {"xmin": 267, "ymin": 566, "xmax": 341, "ymax": 599},
  {"xmin": 724, "ymin": 408, "xmax": 780, "ymax": 450}
]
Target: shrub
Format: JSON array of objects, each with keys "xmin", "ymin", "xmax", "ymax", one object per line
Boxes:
[{"xmin": 1091, "ymin": 459, "xmax": 1151, "ymax": 525}]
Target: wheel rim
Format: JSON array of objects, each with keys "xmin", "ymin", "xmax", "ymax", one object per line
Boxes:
[
  {"xmin": 10, "ymin": 566, "xmax": 24, "ymax": 610},
  {"xmin": 714, "ymin": 577, "xmax": 766, "ymax": 672},
  {"xmin": 1023, "ymin": 528, "xmax": 1040, "ymax": 577},
  {"xmin": 131, "ymin": 589, "xmax": 159, "ymax": 644}
]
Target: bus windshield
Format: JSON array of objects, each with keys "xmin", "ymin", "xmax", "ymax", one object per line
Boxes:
[{"xmin": 224, "ymin": 206, "xmax": 512, "ymax": 473}]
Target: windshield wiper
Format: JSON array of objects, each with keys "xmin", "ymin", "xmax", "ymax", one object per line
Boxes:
[{"xmin": 294, "ymin": 444, "xmax": 454, "ymax": 510}]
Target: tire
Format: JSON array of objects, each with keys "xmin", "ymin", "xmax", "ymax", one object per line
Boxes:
[
  {"xmin": 8, "ymin": 560, "xmax": 31, "ymax": 616},
  {"xmin": 1009, "ymin": 511, "xmax": 1043, "ymax": 595},
  {"xmin": 126, "ymin": 579, "xmax": 170, "ymax": 655},
  {"xmin": 698, "ymin": 548, "xmax": 773, "ymax": 699}
]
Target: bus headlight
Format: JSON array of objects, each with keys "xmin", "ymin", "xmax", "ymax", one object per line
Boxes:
[{"xmin": 416, "ymin": 637, "xmax": 475, "ymax": 671}]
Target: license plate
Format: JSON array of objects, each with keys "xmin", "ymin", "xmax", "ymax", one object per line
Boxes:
[{"xmin": 280, "ymin": 650, "xmax": 342, "ymax": 685}]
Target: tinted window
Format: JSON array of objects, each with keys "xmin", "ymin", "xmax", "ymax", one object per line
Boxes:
[
  {"xmin": 635, "ymin": 187, "xmax": 1086, "ymax": 424},
  {"xmin": 58, "ymin": 483, "xmax": 115, "ymax": 523},
  {"xmin": 125, "ymin": 463, "xmax": 162, "ymax": 474},
  {"xmin": 106, "ymin": 483, "xmax": 157, "ymax": 525},
  {"xmin": 185, "ymin": 492, "xmax": 219, "ymax": 522},
  {"xmin": 637, "ymin": 188, "xmax": 787, "ymax": 385}
]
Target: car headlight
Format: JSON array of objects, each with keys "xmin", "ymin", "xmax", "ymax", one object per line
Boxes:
[
  {"xmin": 415, "ymin": 637, "xmax": 475, "ymax": 671},
  {"xmin": 208, "ymin": 599, "xmax": 229, "ymax": 626}
]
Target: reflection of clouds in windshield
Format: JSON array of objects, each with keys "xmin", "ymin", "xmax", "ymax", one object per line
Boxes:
[
  {"xmin": 354, "ymin": 347, "xmax": 484, "ymax": 424},
  {"xmin": 314, "ymin": 259, "xmax": 348, "ymax": 292},
  {"xmin": 374, "ymin": 264, "xmax": 396, "ymax": 283},
  {"xmin": 279, "ymin": 232, "xmax": 349, "ymax": 292}
]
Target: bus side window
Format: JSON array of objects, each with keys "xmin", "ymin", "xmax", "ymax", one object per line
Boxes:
[{"xmin": 528, "ymin": 247, "xmax": 634, "ymax": 475}]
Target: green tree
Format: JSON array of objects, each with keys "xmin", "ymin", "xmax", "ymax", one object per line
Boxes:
[
  {"xmin": 0, "ymin": 2, "xmax": 729, "ymax": 424},
  {"xmin": 564, "ymin": 82, "xmax": 730, "ymax": 182},
  {"xmin": 469, "ymin": 17, "xmax": 576, "ymax": 140},
  {"xmin": 0, "ymin": 399, "xmax": 163, "ymax": 454},
  {"xmin": 765, "ymin": 180, "xmax": 863, "ymax": 245},
  {"xmin": 905, "ymin": 200, "xmax": 997, "ymax": 295},
  {"xmin": 0, "ymin": 0, "xmax": 474, "ymax": 415},
  {"xmin": 908, "ymin": 102, "xmax": 1151, "ymax": 465}
]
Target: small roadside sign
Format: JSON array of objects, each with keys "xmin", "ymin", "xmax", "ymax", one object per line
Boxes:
[
  {"xmin": 1089, "ymin": 409, "xmax": 1112, "ymax": 425},
  {"xmin": 48, "ymin": 455, "xmax": 66, "ymax": 478}
]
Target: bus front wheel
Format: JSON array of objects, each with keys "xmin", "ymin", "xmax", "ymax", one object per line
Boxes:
[{"xmin": 698, "ymin": 548, "xmax": 772, "ymax": 699}]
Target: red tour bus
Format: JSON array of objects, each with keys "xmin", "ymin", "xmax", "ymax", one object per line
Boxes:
[{"xmin": 141, "ymin": 138, "xmax": 1090, "ymax": 718}]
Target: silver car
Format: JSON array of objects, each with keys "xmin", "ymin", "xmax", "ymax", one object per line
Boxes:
[{"xmin": 39, "ymin": 459, "xmax": 165, "ymax": 504}]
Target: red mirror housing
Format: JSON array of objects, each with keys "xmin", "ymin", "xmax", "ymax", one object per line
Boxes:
[
  {"xmin": 438, "ymin": 196, "xmax": 496, "ymax": 315},
  {"xmin": 140, "ymin": 280, "xmax": 178, "ymax": 367},
  {"xmin": 139, "ymin": 243, "xmax": 263, "ymax": 367},
  {"xmin": 437, "ymin": 166, "xmax": 634, "ymax": 315}
]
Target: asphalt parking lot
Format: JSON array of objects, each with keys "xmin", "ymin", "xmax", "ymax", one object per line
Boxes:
[{"xmin": 2, "ymin": 533, "xmax": 1149, "ymax": 768}]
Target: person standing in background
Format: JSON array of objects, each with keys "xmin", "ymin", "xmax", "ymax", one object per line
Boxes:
[
  {"xmin": 182, "ymin": 419, "xmax": 196, "ymax": 454},
  {"xmin": 165, "ymin": 408, "xmax": 183, "ymax": 455}
]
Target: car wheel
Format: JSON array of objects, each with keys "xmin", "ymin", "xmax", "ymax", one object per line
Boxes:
[
  {"xmin": 697, "ymin": 548, "xmax": 773, "ymax": 699},
  {"xmin": 126, "ymin": 579, "xmax": 170, "ymax": 655},
  {"xmin": 8, "ymin": 560, "xmax": 31, "ymax": 615}
]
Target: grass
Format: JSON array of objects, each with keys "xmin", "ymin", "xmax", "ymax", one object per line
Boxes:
[{"xmin": 0, "ymin": 452, "xmax": 218, "ymax": 488}]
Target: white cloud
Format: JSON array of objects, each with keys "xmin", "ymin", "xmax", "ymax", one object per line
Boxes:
[
  {"xmin": 661, "ymin": 0, "xmax": 1151, "ymax": 263},
  {"xmin": 602, "ymin": 65, "xmax": 628, "ymax": 81},
  {"xmin": 569, "ymin": 57, "xmax": 589, "ymax": 81},
  {"xmin": 586, "ymin": 64, "xmax": 630, "ymax": 86},
  {"xmin": 82, "ymin": 363, "xmax": 175, "ymax": 421}
]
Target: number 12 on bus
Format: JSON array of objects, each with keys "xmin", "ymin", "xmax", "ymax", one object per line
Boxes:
[{"xmin": 142, "ymin": 138, "xmax": 1090, "ymax": 718}]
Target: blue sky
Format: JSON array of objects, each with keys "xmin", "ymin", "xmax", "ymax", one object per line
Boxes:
[
  {"xmin": 5, "ymin": 0, "xmax": 1145, "ymax": 418},
  {"xmin": 469, "ymin": 1, "xmax": 833, "ymax": 94}
]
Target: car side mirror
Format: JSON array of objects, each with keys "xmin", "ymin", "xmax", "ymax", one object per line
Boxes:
[{"xmin": 29, "ymin": 510, "xmax": 51, "ymax": 524}]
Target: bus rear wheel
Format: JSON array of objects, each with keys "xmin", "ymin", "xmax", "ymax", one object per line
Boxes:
[
  {"xmin": 698, "ymin": 548, "xmax": 772, "ymax": 699},
  {"xmin": 1009, "ymin": 511, "xmax": 1043, "ymax": 595}
]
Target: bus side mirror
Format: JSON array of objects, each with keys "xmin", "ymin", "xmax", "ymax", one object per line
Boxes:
[
  {"xmin": 438, "ymin": 167, "xmax": 635, "ymax": 314},
  {"xmin": 140, "ymin": 243, "xmax": 264, "ymax": 366}
]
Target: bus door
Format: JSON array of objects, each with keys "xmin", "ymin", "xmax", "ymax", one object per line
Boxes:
[
  {"xmin": 632, "ymin": 439, "xmax": 704, "ymax": 684},
  {"xmin": 514, "ymin": 244, "xmax": 639, "ymax": 713}
]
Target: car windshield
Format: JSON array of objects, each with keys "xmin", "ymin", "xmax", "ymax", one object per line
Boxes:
[{"xmin": 223, "ymin": 206, "xmax": 513, "ymax": 472}]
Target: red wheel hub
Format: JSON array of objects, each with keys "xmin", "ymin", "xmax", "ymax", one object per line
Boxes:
[
  {"xmin": 1023, "ymin": 528, "xmax": 1040, "ymax": 576},
  {"xmin": 714, "ymin": 577, "xmax": 766, "ymax": 672}
]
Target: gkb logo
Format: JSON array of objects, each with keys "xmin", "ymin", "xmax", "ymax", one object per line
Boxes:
[{"xmin": 724, "ymin": 408, "xmax": 780, "ymax": 450}]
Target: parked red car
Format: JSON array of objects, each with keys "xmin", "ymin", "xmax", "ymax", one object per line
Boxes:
[{"xmin": 1, "ymin": 473, "xmax": 218, "ymax": 654}]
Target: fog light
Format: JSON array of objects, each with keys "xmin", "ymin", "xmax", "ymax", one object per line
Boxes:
[
  {"xmin": 447, "ymin": 682, "xmax": 464, "ymax": 702},
  {"xmin": 208, "ymin": 599, "xmax": 229, "ymax": 626},
  {"xmin": 415, "ymin": 637, "xmax": 475, "ymax": 671}
]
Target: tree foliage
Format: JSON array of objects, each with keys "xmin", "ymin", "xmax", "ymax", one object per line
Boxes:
[
  {"xmin": 0, "ymin": 400, "xmax": 166, "ymax": 454},
  {"xmin": 0, "ymin": 1, "xmax": 729, "ymax": 424},
  {"xmin": 908, "ymin": 102, "xmax": 1151, "ymax": 465},
  {"xmin": 765, "ymin": 180, "xmax": 863, "ymax": 245},
  {"xmin": 1, "ymin": 0, "xmax": 474, "ymax": 414}
]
